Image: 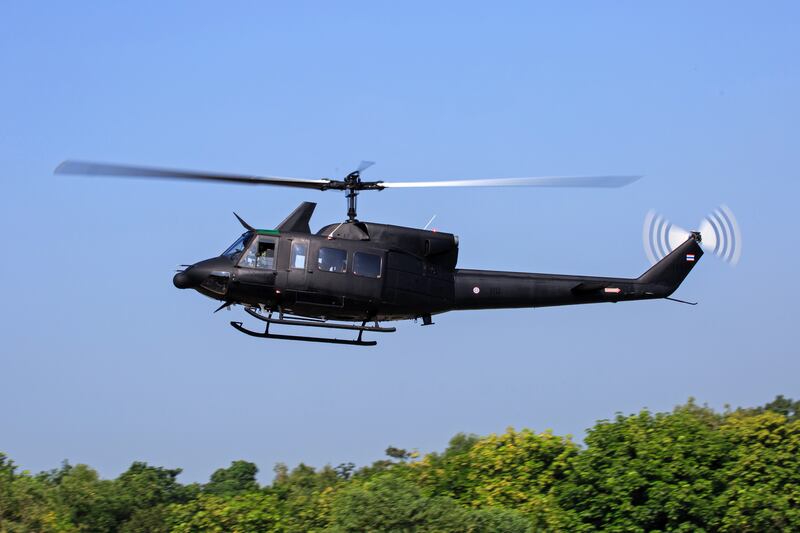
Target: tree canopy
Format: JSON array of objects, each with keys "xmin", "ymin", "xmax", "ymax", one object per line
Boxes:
[{"xmin": 2, "ymin": 396, "xmax": 799, "ymax": 532}]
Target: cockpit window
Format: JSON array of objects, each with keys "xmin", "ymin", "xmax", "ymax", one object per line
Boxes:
[
  {"xmin": 240, "ymin": 237, "xmax": 277, "ymax": 269},
  {"xmin": 222, "ymin": 233, "xmax": 251, "ymax": 258}
]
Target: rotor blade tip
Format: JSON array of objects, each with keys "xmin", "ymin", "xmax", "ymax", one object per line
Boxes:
[
  {"xmin": 54, "ymin": 161, "xmax": 71, "ymax": 174},
  {"xmin": 356, "ymin": 160, "xmax": 376, "ymax": 172},
  {"xmin": 619, "ymin": 175, "xmax": 644, "ymax": 187}
]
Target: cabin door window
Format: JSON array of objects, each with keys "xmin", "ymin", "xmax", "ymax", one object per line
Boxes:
[{"xmin": 290, "ymin": 241, "xmax": 308, "ymax": 269}]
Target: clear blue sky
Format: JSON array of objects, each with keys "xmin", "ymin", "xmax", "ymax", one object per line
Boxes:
[{"xmin": 1, "ymin": 2, "xmax": 798, "ymax": 483}]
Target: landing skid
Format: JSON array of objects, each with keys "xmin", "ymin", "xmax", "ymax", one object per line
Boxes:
[{"xmin": 230, "ymin": 307, "xmax": 396, "ymax": 346}]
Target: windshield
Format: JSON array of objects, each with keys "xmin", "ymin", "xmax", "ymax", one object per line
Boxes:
[{"xmin": 221, "ymin": 232, "xmax": 252, "ymax": 258}]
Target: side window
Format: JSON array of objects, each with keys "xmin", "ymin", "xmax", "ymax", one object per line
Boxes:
[
  {"xmin": 318, "ymin": 247, "xmax": 347, "ymax": 273},
  {"xmin": 353, "ymin": 252, "xmax": 382, "ymax": 278},
  {"xmin": 290, "ymin": 241, "xmax": 308, "ymax": 269},
  {"xmin": 240, "ymin": 238, "xmax": 277, "ymax": 269}
]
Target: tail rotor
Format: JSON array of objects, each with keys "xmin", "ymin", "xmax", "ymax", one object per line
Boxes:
[{"xmin": 643, "ymin": 204, "xmax": 741, "ymax": 266}]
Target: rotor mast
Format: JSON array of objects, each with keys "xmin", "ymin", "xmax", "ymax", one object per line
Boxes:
[
  {"xmin": 345, "ymin": 170, "xmax": 361, "ymax": 222},
  {"xmin": 339, "ymin": 161, "xmax": 379, "ymax": 222}
]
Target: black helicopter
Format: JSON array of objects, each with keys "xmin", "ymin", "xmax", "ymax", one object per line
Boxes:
[{"xmin": 56, "ymin": 160, "xmax": 703, "ymax": 346}]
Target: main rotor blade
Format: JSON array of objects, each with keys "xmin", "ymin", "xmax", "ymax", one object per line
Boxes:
[
  {"xmin": 379, "ymin": 175, "xmax": 642, "ymax": 189},
  {"xmin": 55, "ymin": 160, "xmax": 333, "ymax": 190}
]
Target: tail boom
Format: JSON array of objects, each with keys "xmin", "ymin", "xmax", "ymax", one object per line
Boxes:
[{"xmin": 452, "ymin": 234, "xmax": 703, "ymax": 311}]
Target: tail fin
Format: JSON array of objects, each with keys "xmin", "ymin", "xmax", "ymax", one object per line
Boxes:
[{"xmin": 637, "ymin": 232, "xmax": 703, "ymax": 296}]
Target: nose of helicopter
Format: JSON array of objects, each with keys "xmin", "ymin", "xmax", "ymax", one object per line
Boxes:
[
  {"xmin": 173, "ymin": 270, "xmax": 193, "ymax": 289},
  {"xmin": 173, "ymin": 266, "xmax": 205, "ymax": 289},
  {"xmin": 173, "ymin": 258, "xmax": 233, "ymax": 291}
]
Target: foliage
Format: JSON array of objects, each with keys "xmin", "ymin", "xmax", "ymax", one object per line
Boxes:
[
  {"xmin": 269, "ymin": 462, "xmax": 340, "ymax": 532},
  {"xmin": 553, "ymin": 401, "xmax": 730, "ymax": 532},
  {"xmin": 326, "ymin": 474, "xmax": 470, "ymax": 532},
  {"xmin": 2, "ymin": 395, "xmax": 799, "ymax": 532},
  {"xmin": 166, "ymin": 493, "xmax": 282, "ymax": 533},
  {"xmin": 412, "ymin": 428, "xmax": 577, "ymax": 529},
  {"xmin": 737, "ymin": 393, "xmax": 800, "ymax": 422},
  {"xmin": 326, "ymin": 474, "xmax": 532, "ymax": 533},
  {"xmin": 204, "ymin": 461, "xmax": 259, "ymax": 496},
  {"xmin": 0, "ymin": 455, "xmax": 75, "ymax": 532},
  {"xmin": 715, "ymin": 411, "xmax": 800, "ymax": 531}
]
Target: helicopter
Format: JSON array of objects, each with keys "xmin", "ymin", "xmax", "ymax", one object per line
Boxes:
[{"xmin": 55, "ymin": 160, "xmax": 704, "ymax": 346}]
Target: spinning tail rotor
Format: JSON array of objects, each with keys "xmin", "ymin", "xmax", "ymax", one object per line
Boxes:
[{"xmin": 643, "ymin": 205, "xmax": 741, "ymax": 266}]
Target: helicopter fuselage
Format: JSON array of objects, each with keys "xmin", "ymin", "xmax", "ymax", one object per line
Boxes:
[
  {"xmin": 176, "ymin": 220, "xmax": 462, "ymax": 322},
  {"xmin": 173, "ymin": 206, "xmax": 704, "ymax": 326}
]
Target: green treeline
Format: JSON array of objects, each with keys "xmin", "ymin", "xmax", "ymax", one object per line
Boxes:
[{"xmin": 2, "ymin": 396, "xmax": 799, "ymax": 532}]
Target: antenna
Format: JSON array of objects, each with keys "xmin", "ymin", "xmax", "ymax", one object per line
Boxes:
[{"xmin": 423, "ymin": 214, "xmax": 437, "ymax": 230}]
